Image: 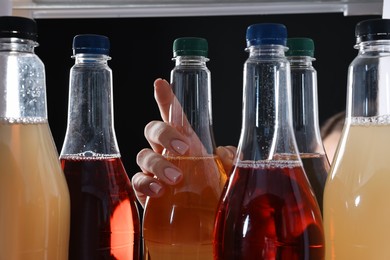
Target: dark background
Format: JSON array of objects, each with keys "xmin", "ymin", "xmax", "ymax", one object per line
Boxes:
[{"xmin": 35, "ymin": 12, "xmax": 379, "ymax": 184}]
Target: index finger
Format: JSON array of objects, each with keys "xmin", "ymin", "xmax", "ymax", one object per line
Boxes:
[
  {"xmin": 154, "ymin": 78, "xmax": 174, "ymax": 123},
  {"xmin": 153, "ymin": 78, "xmax": 206, "ymax": 156}
]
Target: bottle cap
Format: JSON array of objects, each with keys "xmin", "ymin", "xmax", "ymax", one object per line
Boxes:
[
  {"xmin": 355, "ymin": 18, "xmax": 390, "ymax": 44},
  {"xmin": 73, "ymin": 34, "xmax": 110, "ymax": 55},
  {"xmin": 246, "ymin": 23, "xmax": 287, "ymax": 47},
  {"xmin": 173, "ymin": 37, "xmax": 208, "ymax": 57},
  {"xmin": 286, "ymin": 37, "xmax": 314, "ymax": 57},
  {"xmin": 0, "ymin": 16, "xmax": 37, "ymax": 41}
]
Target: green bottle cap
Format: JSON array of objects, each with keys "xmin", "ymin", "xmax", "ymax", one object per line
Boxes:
[
  {"xmin": 286, "ymin": 37, "xmax": 314, "ymax": 57},
  {"xmin": 173, "ymin": 37, "xmax": 208, "ymax": 57}
]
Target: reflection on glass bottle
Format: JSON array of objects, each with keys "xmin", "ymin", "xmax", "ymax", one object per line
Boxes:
[
  {"xmin": 59, "ymin": 34, "xmax": 141, "ymax": 260},
  {"xmin": 324, "ymin": 18, "xmax": 390, "ymax": 260},
  {"xmin": 287, "ymin": 37, "xmax": 330, "ymax": 214},
  {"xmin": 213, "ymin": 23, "xmax": 325, "ymax": 260},
  {"xmin": 0, "ymin": 16, "xmax": 70, "ymax": 259},
  {"xmin": 143, "ymin": 37, "xmax": 228, "ymax": 260}
]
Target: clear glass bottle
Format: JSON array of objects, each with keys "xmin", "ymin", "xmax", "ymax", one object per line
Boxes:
[
  {"xmin": 323, "ymin": 18, "xmax": 390, "ymax": 260},
  {"xmin": 142, "ymin": 37, "xmax": 228, "ymax": 260},
  {"xmin": 287, "ymin": 37, "xmax": 330, "ymax": 214},
  {"xmin": 213, "ymin": 23, "xmax": 325, "ymax": 259},
  {"xmin": 0, "ymin": 16, "xmax": 70, "ymax": 259},
  {"xmin": 59, "ymin": 34, "xmax": 141, "ymax": 260}
]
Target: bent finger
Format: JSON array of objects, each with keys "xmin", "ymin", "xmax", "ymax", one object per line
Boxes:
[
  {"xmin": 131, "ymin": 172, "xmax": 164, "ymax": 208},
  {"xmin": 136, "ymin": 148, "xmax": 183, "ymax": 185},
  {"xmin": 144, "ymin": 120, "xmax": 189, "ymax": 155}
]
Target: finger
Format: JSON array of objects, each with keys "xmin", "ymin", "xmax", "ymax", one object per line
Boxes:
[
  {"xmin": 131, "ymin": 172, "xmax": 164, "ymax": 208},
  {"xmin": 136, "ymin": 148, "xmax": 183, "ymax": 185},
  {"xmin": 154, "ymin": 78, "xmax": 173, "ymax": 123},
  {"xmin": 154, "ymin": 78, "xmax": 195, "ymax": 134},
  {"xmin": 154, "ymin": 78, "xmax": 205, "ymax": 155},
  {"xmin": 216, "ymin": 146, "xmax": 237, "ymax": 175},
  {"xmin": 225, "ymin": 145, "xmax": 237, "ymax": 156},
  {"xmin": 144, "ymin": 120, "xmax": 189, "ymax": 155}
]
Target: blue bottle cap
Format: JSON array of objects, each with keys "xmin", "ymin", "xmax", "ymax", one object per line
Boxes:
[
  {"xmin": 73, "ymin": 34, "xmax": 110, "ymax": 55},
  {"xmin": 355, "ymin": 18, "xmax": 390, "ymax": 44},
  {"xmin": 0, "ymin": 16, "xmax": 37, "ymax": 41},
  {"xmin": 246, "ymin": 23, "xmax": 287, "ymax": 47},
  {"xmin": 286, "ymin": 37, "xmax": 315, "ymax": 57}
]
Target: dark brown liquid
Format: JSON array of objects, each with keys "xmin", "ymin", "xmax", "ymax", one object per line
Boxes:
[
  {"xmin": 60, "ymin": 156, "xmax": 141, "ymax": 260},
  {"xmin": 213, "ymin": 160, "xmax": 324, "ymax": 260},
  {"xmin": 300, "ymin": 153, "xmax": 329, "ymax": 214}
]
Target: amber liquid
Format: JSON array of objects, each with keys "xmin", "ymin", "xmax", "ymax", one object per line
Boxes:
[
  {"xmin": 0, "ymin": 122, "xmax": 70, "ymax": 260},
  {"xmin": 143, "ymin": 155, "xmax": 227, "ymax": 260},
  {"xmin": 214, "ymin": 160, "xmax": 325, "ymax": 260},
  {"xmin": 60, "ymin": 156, "xmax": 141, "ymax": 260},
  {"xmin": 300, "ymin": 153, "xmax": 329, "ymax": 214},
  {"xmin": 324, "ymin": 124, "xmax": 390, "ymax": 259}
]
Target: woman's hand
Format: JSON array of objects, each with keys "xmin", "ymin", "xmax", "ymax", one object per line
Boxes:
[{"xmin": 131, "ymin": 78, "xmax": 236, "ymax": 207}]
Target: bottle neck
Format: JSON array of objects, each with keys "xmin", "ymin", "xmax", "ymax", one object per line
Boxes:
[
  {"xmin": 289, "ymin": 55, "xmax": 325, "ymax": 154},
  {"xmin": 347, "ymin": 39, "xmax": 390, "ymax": 123},
  {"xmin": 74, "ymin": 53, "xmax": 111, "ymax": 64},
  {"xmin": 246, "ymin": 44, "xmax": 287, "ymax": 57},
  {"xmin": 288, "ymin": 55, "xmax": 315, "ymax": 67},
  {"xmin": 167, "ymin": 55, "xmax": 216, "ymax": 156},
  {"xmin": 60, "ymin": 53, "xmax": 120, "ymax": 157},
  {"xmin": 355, "ymin": 40, "xmax": 390, "ymax": 54},
  {"xmin": 238, "ymin": 44, "xmax": 299, "ymax": 161},
  {"xmin": 173, "ymin": 55, "xmax": 209, "ymax": 66},
  {"xmin": 0, "ymin": 38, "xmax": 37, "ymax": 53},
  {"xmin": 0, "ymin": 37, "xmax": 47, "ymax": 123}
]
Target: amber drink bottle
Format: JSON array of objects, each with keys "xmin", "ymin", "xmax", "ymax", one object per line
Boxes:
[
  {"xmin": 324, "ymin": 18, "xmax": 390, "ymax": 260},
  {"xmin": 143, "ymin": 37, "xmax": 228, "ymax": 260},
  {"xmin": 0, "ymin": 16, "xmax": 70, "ymax": 260}
]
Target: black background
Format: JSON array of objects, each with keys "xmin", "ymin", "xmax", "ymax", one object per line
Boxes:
[{"xmin": 35, "ymin": 12, "xmax": 379, "ymax": 184}]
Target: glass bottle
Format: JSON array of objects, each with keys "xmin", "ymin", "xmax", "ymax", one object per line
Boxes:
[
  {"xmin": 0, "ymin": 16, "xmax": 70, "ymax": 259},
  {"xmin": 323, "ymin": 18, "xmax": 390, "ymax": 260},
  {"xmin": 59, "ymin": 34, "xmax": 141, "ymax": 260},
  {"xmin": 287, "ymin": 37, "xmax": 330, "ymax": 214},
  {"xmin": 213, "ymin": 23, "xmax": 325, "ymax": 259},
  {"xmin": 142, "ymin": 37, "xmax": 228, "ymax": 260}
]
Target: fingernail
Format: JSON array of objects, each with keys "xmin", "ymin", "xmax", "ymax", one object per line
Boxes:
[
  {"xmin": 149, "ymin": 182, "xmax": 162, "ymax": 194},
  {"xmin": 164, "ymin": 167, "xmax": 181, "ymax": 183},
  {"xmin": 171, "ymin": 139, "xmax": 189, "ymax": 155}
]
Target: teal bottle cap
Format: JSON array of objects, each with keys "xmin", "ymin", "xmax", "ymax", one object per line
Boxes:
[
  {"xmin": 173, "ymin": 37, "xmax": 208, "ymax": 57},
  {"xmin": 286, "ymin": 37, "xmax": 315, "ymax": 57}
]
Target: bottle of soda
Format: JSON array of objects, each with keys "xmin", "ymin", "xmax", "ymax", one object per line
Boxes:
[
  {"xmin": 142, "ymin": 37, "xmax": 228, "ymax": 260},
  {"xmin": 59, "ymin": 34, "xmax": 141, "ymax": 260},
  {"xmin": 0, "ymin": 16, "xmax": 70, "ymax": 260},
  {"xmin": 213, "ymin": 23, "xmax": 325, "ymax": 259},
  {"xmin": 287, "ymin": 37, "xmax": 330, "ymax": 214},
  {"xmin": 323, "ymin": 18, "xmax": 390, "ymax": 260}
]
